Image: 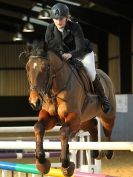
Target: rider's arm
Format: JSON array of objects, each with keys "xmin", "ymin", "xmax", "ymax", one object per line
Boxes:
[{"xmin": 70, "ymin": 23, "xmax": 85, "ymax": 59}]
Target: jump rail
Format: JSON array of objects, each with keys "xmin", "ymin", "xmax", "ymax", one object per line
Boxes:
[
  {"xmin": 0, "ymin": 117, "xmax": 37, "ymax": 122},
  {"xmin": 0, "ymin": 161, "xmax": 115, "ymax": 177},
  {"xmin": 0, "ymin": 152, "xmax": 60, "ymax": 159},
  {"xmin": 0, "ymin": 161, "xmax": 61, "ymax": 176},
  {"xmin": 0, "ymin": 141, "xmax": 133, "ymax": 151},
  {"xmin": 0, "ymin": 126, "xmax": 61, "ymax": 133}
]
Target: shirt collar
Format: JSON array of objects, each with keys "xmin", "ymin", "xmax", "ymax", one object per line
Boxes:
[{"xmin": 57, "ymin": 28, "xmax": 64, "ymax": 32}]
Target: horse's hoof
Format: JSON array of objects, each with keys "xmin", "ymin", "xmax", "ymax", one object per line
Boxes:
[
  {"xmin": 61, "ymin": 161, "xmax": 75, "ymax": 177},
  {"xmin": 105, "ymin": 150, "xmax": 114, "ymax": 159},
  {"xmin": 91, "ymin": 150, "xmax": 99, "ymax": 159},
  {"xmin": 95, "ymin": 150, "xmax": 105, "ymax": 160},
  {"xmin": 36, "ymin": 159, "xmax": 51, "ymax": 174}
]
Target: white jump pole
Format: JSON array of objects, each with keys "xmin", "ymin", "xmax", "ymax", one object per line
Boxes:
[
  {"xmin": 79, "ymin": 131, "xmax": 85, "ymax": 166},
  {"xmin": 95, "ymin": 118, "xmax": 101, "ymax": 173},
  {"xmin": 0, "ymin": 126, "xmax": 61, "ymax": 133},
  {"xmin": 1, "ymin": 170, "xmax": 7, "ymax": 177},
  {"xmin": 69, "ymin": 136, "xmax": 77, "ymax": 167},
  {"xmin": 0, "ymin": 141, "xmax": 133, "ymax": 151},
  {"xmin": 0, "ymin": 117, "xmax": 37, "ymax": 122},
  {"xmin": 79, "ymin": 118, "xmax": 102, "ymax": 173},
  {"xmin": 86, "ymin": 132, "xmax": 91, "ymax": 165}
]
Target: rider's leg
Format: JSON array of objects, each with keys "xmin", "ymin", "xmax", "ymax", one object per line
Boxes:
[
  {"xmin": 82, "ymin": 51, "xmax": 96, "ymax": 81},
  {"xmin": 82, "ymin": 51, "xmax": 111, "ymax": 113}
]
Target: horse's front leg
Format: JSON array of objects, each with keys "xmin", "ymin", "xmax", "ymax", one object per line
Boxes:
[
  {"xmin": 34, "ymin": 109, "xmax": 55, "ymax": 174},
  {"xmin": 60, "ymin": 112, "xmax": 80, "ymax": 177}
]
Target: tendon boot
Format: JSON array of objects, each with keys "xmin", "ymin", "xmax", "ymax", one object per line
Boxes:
[{"xmin": 93, "ymin": 74, "xmax": 111, "ymax": 113}]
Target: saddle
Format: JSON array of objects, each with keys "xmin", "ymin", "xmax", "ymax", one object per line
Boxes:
[
  {"xmin": 69, "ymin": 59, "xmax": 95, "ymax": 113},
  {"xmin": 69, "ymin": 59, "xmax": 94, "ymax": 94}
]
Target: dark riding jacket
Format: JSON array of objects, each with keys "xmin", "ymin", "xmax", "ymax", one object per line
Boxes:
[{"xmin": 45, "ymin": 20, "xmax": 92, "ymax": 59}]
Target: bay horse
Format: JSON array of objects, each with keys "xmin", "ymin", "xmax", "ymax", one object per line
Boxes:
[{"xmin": 25, "ymin": 46, "xmax": 116, "ymax": 177}]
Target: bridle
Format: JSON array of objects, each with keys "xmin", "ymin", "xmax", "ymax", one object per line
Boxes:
[{"xmin": 28, "ymin": 55, "xmax": 72, "ymax": 102}]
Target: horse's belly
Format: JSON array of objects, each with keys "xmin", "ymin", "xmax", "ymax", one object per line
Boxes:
[{"xmin": 80, "ymin": 99, "xmax": 101, "ymax": 123}]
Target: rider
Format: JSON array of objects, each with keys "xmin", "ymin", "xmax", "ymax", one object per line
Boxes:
[{"xmin": 45, "ymin": 3, "xmax": 111, "ymax": 113}]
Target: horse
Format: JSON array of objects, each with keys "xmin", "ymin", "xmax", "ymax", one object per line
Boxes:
[{"xmin": 25, "ymin": 46, "xmax": 116, "ymax": 177}]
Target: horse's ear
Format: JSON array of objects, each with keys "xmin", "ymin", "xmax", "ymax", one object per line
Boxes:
[{"xmin": 19, "ymin": 42, "xmax": 32, "ymax": 63}]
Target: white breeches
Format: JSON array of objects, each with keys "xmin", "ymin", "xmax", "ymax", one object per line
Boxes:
[{"xmin": 82, "ymin": 51, "xmax": 96, "ymax": 81}]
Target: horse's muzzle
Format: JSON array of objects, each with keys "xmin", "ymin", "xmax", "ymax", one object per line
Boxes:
[{"xmin": 30, "ymin": 98, "xmax": 42, "ymax": 110}]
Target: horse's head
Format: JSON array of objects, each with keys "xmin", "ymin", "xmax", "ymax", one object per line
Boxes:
[{"xmin": 26, "ymin": 45, "xmax": 50, "ymax": 110}]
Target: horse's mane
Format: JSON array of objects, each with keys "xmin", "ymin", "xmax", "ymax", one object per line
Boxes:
[
  {"xmin": 20, "ymin": 40, "xmax": 82, "ymax": 69},
  {"xmin": 29, "ymin": 40, "xmax": 48, "ymax": 58},
  {"xmin": 28, "ymin": 40, "xmax": 62, "ymax": 60}
]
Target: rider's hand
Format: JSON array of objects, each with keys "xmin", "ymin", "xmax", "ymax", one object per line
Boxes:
[{"xmin": 62, "ymin": 53, "xmax": 72, "ymax": 61}]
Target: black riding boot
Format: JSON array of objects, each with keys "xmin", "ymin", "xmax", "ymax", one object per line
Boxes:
[{"xmin": 93, "ymin": 74, "xmax": 111, "ymax": 113}]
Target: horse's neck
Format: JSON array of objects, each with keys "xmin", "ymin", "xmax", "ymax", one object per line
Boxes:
[
  {"xmin": 49, "ymin": 51, "xmax": 63, "ymax": 69},
  {"xmin": 48, "ymin": 51, "xmax": 70, "ymax": 94}
]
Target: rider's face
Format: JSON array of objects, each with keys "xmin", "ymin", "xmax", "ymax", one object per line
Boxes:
[{"xmin": 53, "ymin": 17, "xmax": 67, "ymax": 29}]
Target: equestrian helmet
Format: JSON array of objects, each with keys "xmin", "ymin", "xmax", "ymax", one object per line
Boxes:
[{"xmin": 51, "ymin": 3, "xmax": 70, "ymax": 19}]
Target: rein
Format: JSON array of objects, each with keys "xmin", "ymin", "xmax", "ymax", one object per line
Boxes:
[
  {"xmin": 29, "ymin": 55, "xmax": 71, "ymax": 101},
  {"xmin": 44, "ymin": 58, "xmax": 65, "ymax": 96}
]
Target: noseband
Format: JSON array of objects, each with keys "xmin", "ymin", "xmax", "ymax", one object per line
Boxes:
[{"xmin": 29, "ymin": 55, "xmax": 70, "ymax": 100}]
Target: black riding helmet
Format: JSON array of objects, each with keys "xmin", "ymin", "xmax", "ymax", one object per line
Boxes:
[{"xmin": 51, "ymin": 3, "xmax": 70, "ymax": 19}]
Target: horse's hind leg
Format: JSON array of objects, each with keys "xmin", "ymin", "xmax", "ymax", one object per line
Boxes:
[
  {"xmin": 100, "ymin": 116, "xmax": 115, "ymax": 159},
  {"xmin": 80, "ymin": 118, "xmax": 99, "ymax": 159},
  {"xmin": 34, "ymin": 109, "xmax": 56, "ymax": 174}
]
